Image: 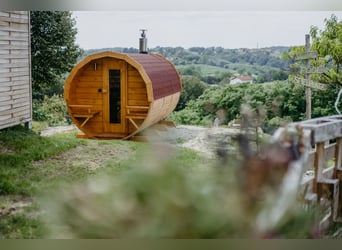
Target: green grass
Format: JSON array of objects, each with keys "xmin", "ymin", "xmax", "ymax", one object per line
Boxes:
[
  {"xmin": 0, "ymin": 125, "xmax": 86, "ymax": 238},
  {"xmin": 0, "ymin": 214, "xmax": 46, "ymax": 239},
  {"xmin": 0, "ymin": 125, "xmax": 84, "ymax": 195},
  {"xmin": 176, "ymin": 64, "xmax": 230, "ymax": 76}
]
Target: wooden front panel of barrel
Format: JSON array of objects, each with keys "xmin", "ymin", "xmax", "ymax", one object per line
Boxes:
[{"xmin": 64, "ymin": 51, "xmax": 181, "ymax": 139}]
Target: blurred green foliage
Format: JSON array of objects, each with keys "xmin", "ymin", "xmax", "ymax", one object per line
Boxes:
[
  {"xmin": 169, "ymin": 80, "xmax": 340, "ymax": 131},
  {"xmin": 44, "ymin": 142, "xmax": 315, "ymax": 238},
  {"xmin": 32, "ymin": 95, "xmax": 70, "ymax": 126}
]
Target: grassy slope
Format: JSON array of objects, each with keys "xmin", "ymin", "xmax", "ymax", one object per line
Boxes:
[
  {"xmin": 176, "ymin": 64, "xmax": 230, "ymax": 76},
  {"xmin": 176, "ymin": 63, "xmax": 281, "ymax": 77}
]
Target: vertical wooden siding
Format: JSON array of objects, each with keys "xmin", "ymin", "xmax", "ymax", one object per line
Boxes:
[
  {"xmin": 68, "ymin": 58, "xmax": 151, "ymax": 136},
  {"xmin": 126, "ymin": 64, "xmax": 149, "ymax": 133},
  {"xmin": 69, "ymin": 60, "xmax": 104, "ymax": 134},
  {"xmin": 0, "ymin": 11, "xmax": 31, "ymax": 130},
  {"xmin": 127, "ymin": 65, "xmax": 148, "ymax": 106}
]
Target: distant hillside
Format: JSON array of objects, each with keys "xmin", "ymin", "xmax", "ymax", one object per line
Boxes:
[{"xmin": 82, "ymin": 46, "xmax": 291, "ymax": 84}]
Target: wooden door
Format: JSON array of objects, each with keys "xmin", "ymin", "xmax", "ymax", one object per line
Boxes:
[{"xmin": 102, "ymin": 60, "xmax": 127, "ymax": 134}]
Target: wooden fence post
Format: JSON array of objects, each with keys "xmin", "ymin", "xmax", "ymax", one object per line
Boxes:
[{"xmin": 334, "ymin": 137, "xmax": 342, "ymax": 221}]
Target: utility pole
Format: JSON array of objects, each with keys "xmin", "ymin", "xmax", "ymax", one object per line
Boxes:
[{"xmin": 305, "ymin": 34, "xmax": 311, "ymax": 120}]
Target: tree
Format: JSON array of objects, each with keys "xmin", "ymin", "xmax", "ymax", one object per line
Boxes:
[
  {"xmin": 310, "ymin": 14, "xmax": 342, "ymax": 85},
  {"xmin": 30, "ymin": 11, "xmax": 83, "ymax": 100},
  {"xmin": 281, "ymin": 15, "xmax": 342, "ymax": 117},
  {"xmin": 175, "ymin": 76, "xmax": 208, "ymax": 111}
]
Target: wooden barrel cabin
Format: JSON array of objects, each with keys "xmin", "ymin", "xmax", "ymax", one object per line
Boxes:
[{"xmin": 64, "ymin": 51, "xmax": 182, "ymax": 139}]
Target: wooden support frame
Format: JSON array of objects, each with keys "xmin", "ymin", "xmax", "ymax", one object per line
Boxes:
[
  {"xmin": 126, "ymin": 105, "xmax": 149, "ymax": 113},
  {"xmin": 313, "ymin": 142, "xmax": 325, "ymax": 192},
  {"xmin": 128, "ymin": 118, "xmax": 140, "ymax": 129},
  {"xmin": 126, "ymin": 105, "xmax": 148, "ymax": 130},
  {"xmin": 334, "ymin": 137, "xmax": 342, "ymax": 221},
  {"xmin": 68, "ymin": 104, "xmax": 100, "ymax": 127},
  {"xmin": 317, "ymin": 179, "xmax": 340, "ymax": 222}
]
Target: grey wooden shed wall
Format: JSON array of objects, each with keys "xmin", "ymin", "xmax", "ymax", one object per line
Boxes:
[{"xmin": 0, "ymin": 11, "xmax": 32, "ymax": 130}]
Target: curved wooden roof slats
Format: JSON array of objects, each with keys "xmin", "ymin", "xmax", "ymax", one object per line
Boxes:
[{"xmin": 127, "ymin": 53, "xmax": 181, "ymax": 100}]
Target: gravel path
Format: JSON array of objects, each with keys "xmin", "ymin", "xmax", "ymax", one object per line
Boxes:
[
  {"xmin": 39, "ymin": 125, "xmax": 78, "ymax": 137},
  {"xmin": 39, "ymin": 124, "xmax": 241, "ymax": 156},
  {"xmin": 155, "ymin": 125, "xmax": 240, "ymax": 156}
]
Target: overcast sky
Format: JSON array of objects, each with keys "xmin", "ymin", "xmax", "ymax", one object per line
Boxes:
[{"xmin": 72, "ymin": 11, "xmax": 342, "ymax": 50}]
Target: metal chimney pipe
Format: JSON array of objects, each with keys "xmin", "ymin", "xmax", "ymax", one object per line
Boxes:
[{"xmin": 139, "ymin": 29, "xmax": 148, "ymax": 54}]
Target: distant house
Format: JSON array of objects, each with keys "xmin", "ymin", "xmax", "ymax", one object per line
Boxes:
[
  {"xmin": 0, "ymin": 11, "xmax": 32, "ymax": 130},
  {"xmin": 229, "ymin": 75, "xmax": 253, "ymax": 84}
]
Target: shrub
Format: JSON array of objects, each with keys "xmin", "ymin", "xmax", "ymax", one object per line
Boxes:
[
  {"xmin": 263, "ymin": 116, "xmax": 293, "ymax": 134},
  {"xmin": 33, "ymin": 95, "xmax": 70, "ymax": 126}
]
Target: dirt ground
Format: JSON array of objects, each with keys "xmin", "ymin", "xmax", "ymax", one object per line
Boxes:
[
  {"xmin": 39, "ymin": 124, "xmax": 241, "ymax": 157},
  {"xmin": 147, "ymin": 124, "xmax": 241, "ymax": 156}
]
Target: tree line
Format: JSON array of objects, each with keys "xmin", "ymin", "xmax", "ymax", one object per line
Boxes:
[{"xmin": 84, "ymin": 45, "xmax": 291, "ymax": 84}]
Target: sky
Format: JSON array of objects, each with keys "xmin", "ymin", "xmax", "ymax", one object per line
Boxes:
[
  {"xmin": 72, "ymin": 11, "xmax": 342, "ymax": 50},
  {"xmin": 1, "ymin": 0, "xmax": 342, "ymax": 11}
]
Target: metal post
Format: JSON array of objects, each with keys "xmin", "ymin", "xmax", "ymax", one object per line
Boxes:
[{"xmin": 305, "ymin": 34, "xmax": 311, "ymax": 120}]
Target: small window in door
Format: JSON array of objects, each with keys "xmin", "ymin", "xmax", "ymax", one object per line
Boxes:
[{"xmin": 109, "ymin": 69, "xmax": 121, "ymax": 124}]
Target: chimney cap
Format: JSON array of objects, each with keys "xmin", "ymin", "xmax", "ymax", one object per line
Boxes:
[{"xmin": 140, "ymin": 29, "xmax": 147, "ymax": 38}]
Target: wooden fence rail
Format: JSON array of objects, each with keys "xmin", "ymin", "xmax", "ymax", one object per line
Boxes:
[{"xmin": 277, "ymin": 115, "xmax": 342, "ymax": 232}]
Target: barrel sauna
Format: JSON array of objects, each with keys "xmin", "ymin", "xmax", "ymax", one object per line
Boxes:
[{"xmin": 64, "ymin": 51, "xmax": 182, "ymax": 139}]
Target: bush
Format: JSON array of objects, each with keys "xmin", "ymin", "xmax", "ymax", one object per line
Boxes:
[
  {"xmin": 168, "ymin": 107, "xmax": 203, "ymax": 126},
  {"xmin": 170, "ymin": 80, "xmax": 340, "ymax": 128},
  {"xmin": 33, "ymin": 95, "xmax": 70, "ymax": 126},
  {"xmin": 263, "ymin": 116, "xmax": 293, "ymax": 134}
]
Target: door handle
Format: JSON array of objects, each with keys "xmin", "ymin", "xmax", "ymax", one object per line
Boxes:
[{"xmin": 98, "ymin": 88, "xmax": 108, "ymax": 93}]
